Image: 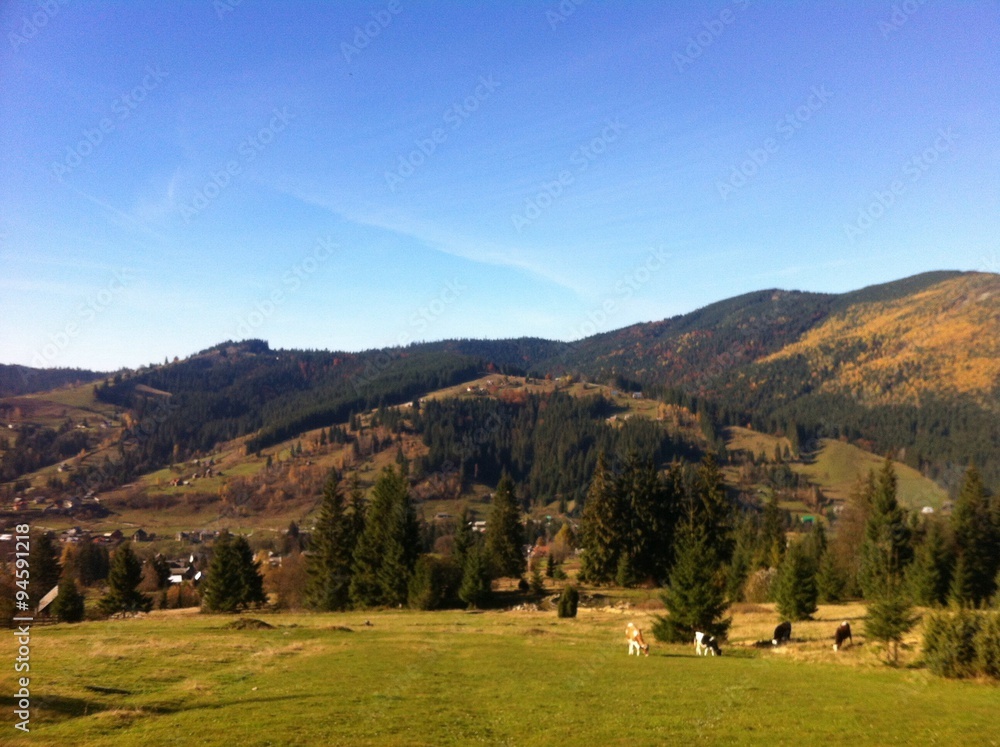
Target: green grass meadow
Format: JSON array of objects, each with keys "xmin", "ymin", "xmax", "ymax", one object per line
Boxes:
[{"xmin": 3, "ymin": 608, "xmax": 998, "ymax": 746}]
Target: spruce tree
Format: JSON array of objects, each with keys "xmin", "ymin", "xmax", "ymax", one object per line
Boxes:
[
  {"xmin": 653, "ymin": 524, "xmax": 730, "ymax": 643},
  {"xmin": 485, "ymin": 473, "xmax": 526, "ymax": 580},
  {"xmin": 29, "ymin": 531, "xmax": 61, "ymax": 607},
  {"xmin": 76, "ymin": 541, "xmax": 110, "ymax": 586},
  {"xmin": 950, "ymin": 466, "xmax": 998, "ymax": 606},
  {"xmin": 948, "ymin": 554, "xmax": 976, "ymax": 608},
  {"xmin": 621, "ymin": 454, "xmax": 676, "ymax": 585},
  {"xmin": 692, "ymin": 453, "xmax": 735, "ymax": 564},
  {"xmin": 579, "ymin": 452, "xmax": 621, "ymax": 583},
  {"xmin": 458, "ymin": 542, "xmax": 492, "ymax": 609},
  {"xmin": 907, "ymin": 519, "xmax": 952, "ymax": 607},
  {"xmin": 350, "ymin": 466, "xmax": 419, "ymax": 607},
  {"xmin": 52, "ymin": 577, "xmax": 85, "ymax": 623},
  {"xmin": 755, "ymin": 493, "xmax": 786, "ymax": 569},
  {"xmin": 859, "ymin": 458, "xmax": 911, "ymax": 599},
  {"xmin": 773, "ymin": 542, "xmax": 818, "ymax": 621},
  {"xmin": 726, "ymin": 519, "xmax": 754, "ymax": 603},
  {"xmin": 865, "ymin": 574, "xmax": 918, "ymax": 665},
  {"xmin": 306, "ymin": 470, "xmax": 355, "ymax": 611},
  {"xmin": 201, "ymin": 532, "xmax": 265, "ymax": 612},
  {"xmin": 98, "ymin": 542, "xmax": 152, "ymax": 616},
  {"xmin": 816, "ymin": 549, "xmax": 848, "ymax": 604},
  {"xmin": 233, "ymin": 534, "xmax": 266, "ymax": 609}
]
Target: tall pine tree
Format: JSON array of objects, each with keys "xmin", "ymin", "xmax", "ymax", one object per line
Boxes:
[
  {"xmin": 579, "ymin": 451, "xmax": 622, "ymax": 583},
  {"xmin": 652, "ymin": 523, "xmax": 730, "ymax": 643},
  {"xmin": 907, "ymin": 518, "xmax": 952, "ymax": 607},
  {"xmin": 859, "ymin": 458, "xmax": 911, "ymax": 599},
  {"xmin": 29, "ymin": 531, "xmax": 61, "ymax": 608},
  {"xmin": 306, "ymin": 470, "xmax": 355, "ymax": 611},
  {"xmin": 950, "ymin": 466, "xmax": 998, "ymax": 607},
  {"xmin": 485, "ymin": 473, "xmax": 526, "ymax": 579},
  {"xmin": 350, "ymin": 466, "xmax": 419, "ymax": 607},
  {"xmin": 98, "ymin": 542, "xmax": 152, "ymax": 616},
  {"xmin": 691, "ymin": 453, "xmax": 735, "ymax": 565},
  {"xmin": 201, "ymin": 531, "xmax": 266, "ymax": 612},
  {"xmin": 773, "ymin": 541, "xmax": 818, "ymax": 621}
]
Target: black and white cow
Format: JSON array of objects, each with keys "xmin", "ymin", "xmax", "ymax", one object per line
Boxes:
[
  {"xmin": 772, "ymin": 621, "xmax": 792, "ymax": 646},
  {"xmin": 833, "ymin": 621, "xmax": 853, "ymax": 651},
  {"xmin": 694, "ymin": 631, "xmax": 722, "ymax": 656}
]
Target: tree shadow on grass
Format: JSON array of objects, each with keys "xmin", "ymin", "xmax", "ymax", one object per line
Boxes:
[{"xmin": 0, "ymin": 694, "xmax": 109, "ymax": 721}]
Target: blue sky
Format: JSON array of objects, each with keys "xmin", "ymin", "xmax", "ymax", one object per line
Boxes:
[{"xmin": 1, "ymin": 0, "xmax": 998, "ymax": 371}]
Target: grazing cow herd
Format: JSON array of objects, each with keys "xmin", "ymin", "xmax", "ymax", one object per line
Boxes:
[{"xmin": 624, "ymin": 620, "xmax": 855, "ymax": 657}]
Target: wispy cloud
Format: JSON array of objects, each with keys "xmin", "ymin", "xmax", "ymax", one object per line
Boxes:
[
  {"xmin": 276, "ymin": 186, "xmax": 588, "ymax": 295},
  {"xmin": 61, "ymin": 183, "xmax": 172, "ymax": 244}
]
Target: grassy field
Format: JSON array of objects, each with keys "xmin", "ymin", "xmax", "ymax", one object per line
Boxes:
[
  {"xmin": 795, "ymin": 438, "xmax": 948, "ymax": 510},
  {"xmin": 3, "ymin": 603, "xmax": 998, "ymax": 747}
]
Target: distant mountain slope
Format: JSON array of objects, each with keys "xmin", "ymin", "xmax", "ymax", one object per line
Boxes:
[
  {"xmin": 4, "ymin": 271, "xmax": 997, "ymax": 490},
  {"xmin": 540, "ymin": 271, "xmax": 969, "ymax": 395},
  {"xmin": 0, "ymin": 364, "xmax": 105, "ymax": 397},
  {"xmin": 761, "ymin": 273, "xmax": 1000, "ymax": 411}
]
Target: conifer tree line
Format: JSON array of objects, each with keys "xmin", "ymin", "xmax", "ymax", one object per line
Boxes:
[
  {"xmin": 573, "ymin": 449, "xmax": 999, "ymax": 645},
  {"xmin": 302, "ymin": 466, "xmax": 531, "ymax": 611}
]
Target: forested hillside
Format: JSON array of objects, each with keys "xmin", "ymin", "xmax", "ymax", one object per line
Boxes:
[
  {"xmin": 4, "ymin": 271, "xmax": 999, "ymax": 494},
  {"xmin": 0, "ymin": 364, "xmax": 105, "ymax": 397}
]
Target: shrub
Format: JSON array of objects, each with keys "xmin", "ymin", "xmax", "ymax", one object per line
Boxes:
[
  {"xmin": 921, "ymin": 609, "xmax": 1000, "ymax": 679},
  {"xmin": 974, "ymin": 613, "xmax": 1000, "ymax": 679},
  {"xmin": 557, "ymin": 585, "xmax": 579, "ymax": 618}
]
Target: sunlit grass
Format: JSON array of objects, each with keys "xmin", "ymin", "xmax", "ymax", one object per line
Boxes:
[{"xmin": 3, "ymin": 603, "xmax": 997, "ymax": 746}]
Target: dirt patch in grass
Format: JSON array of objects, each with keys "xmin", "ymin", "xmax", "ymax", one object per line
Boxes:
[{"xmin": 224, "ymin": 618, "xmax": 274, "ymax": 630}]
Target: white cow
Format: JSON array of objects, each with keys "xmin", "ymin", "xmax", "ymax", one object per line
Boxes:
[
  {"xmin": 625, "ymin": 622, "xmax": 650, "ymax": 656},
  {"xmin": 694, "ymin": 631, "xmax": 721, "ymax": 656}
]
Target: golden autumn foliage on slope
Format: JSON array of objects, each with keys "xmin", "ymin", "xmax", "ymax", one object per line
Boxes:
[{"xmin": 762, "ymin": 273, "xmax": 1000, "ymax": 410}]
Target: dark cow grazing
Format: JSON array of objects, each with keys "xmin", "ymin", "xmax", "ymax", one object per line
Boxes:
[
  {"xmin": 833, "ymin": 621, "xmax": 853, "ymax": 651},
  {"xmin": 694, "ymin": 631, "xmax": 722, "ymax": 656},
  {"xmin": 772, "ymin": 621, "xmax": 792, "ymax": 646}
]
